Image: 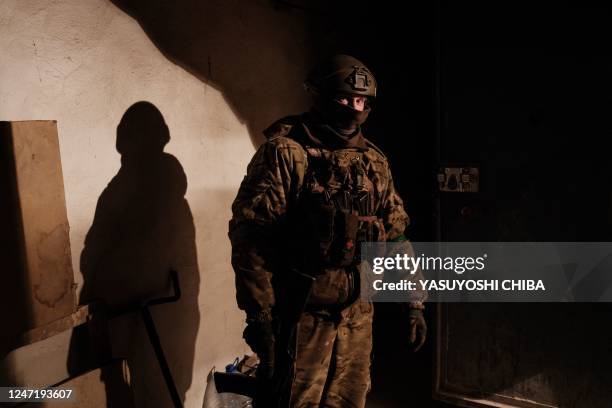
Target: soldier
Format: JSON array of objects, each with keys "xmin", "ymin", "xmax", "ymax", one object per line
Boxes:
[{"xmin": 228, "ymin": 54, "xmax": 427, "ymax": 407}]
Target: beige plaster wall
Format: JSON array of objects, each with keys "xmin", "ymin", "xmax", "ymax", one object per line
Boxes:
[{"xmin": 0, "ymin": 0, "xmax": 314, "ymax": 406}]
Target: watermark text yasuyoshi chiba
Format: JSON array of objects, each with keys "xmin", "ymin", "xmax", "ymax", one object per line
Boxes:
[{"xmin": 372, "ymin": 278, "xmax": 545, "ymax": 292}]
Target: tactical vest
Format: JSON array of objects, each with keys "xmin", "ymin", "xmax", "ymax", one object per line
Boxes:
[
  {"xmin": 298, "ymin": 145, "xmax": 385, "ymax": 265},
  {"xmin": 285, "ymin": 143, "xmax": 387, "ymax": 309}
]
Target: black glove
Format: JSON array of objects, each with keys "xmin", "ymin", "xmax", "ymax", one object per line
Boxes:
[
  {"xmin": 243, "ymin": 319, "xmax": 276, "ymax": 380},
  {"xmin": 408, "ymin": 308, "xmax": 427, "ymax": 351}
]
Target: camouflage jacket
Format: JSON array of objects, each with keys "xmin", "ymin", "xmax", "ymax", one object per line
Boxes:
[{"xmin": 228, "ymin": 114, "xmax": 418, "ymax": 321}]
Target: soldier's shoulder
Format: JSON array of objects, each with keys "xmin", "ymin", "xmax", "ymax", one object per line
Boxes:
[
  {"xmin": 262, "ymin": 115, "xmax": 307, "ymax": 151},
  {"xmin": 263, "ymin": 115, "xmax": 301, "ymax": 141},
  {"xmin": 364, "ymin": 138, "xmax": 389, "ymax": 163}
]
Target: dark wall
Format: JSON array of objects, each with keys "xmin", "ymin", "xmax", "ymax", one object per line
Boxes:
[
  {"xmin": 440, "ymin": 2, "xmax": 612, "ymax": 242},
  {"xmin": 438, "ymin": 3, "xmax": 612, "ymax": 407}
]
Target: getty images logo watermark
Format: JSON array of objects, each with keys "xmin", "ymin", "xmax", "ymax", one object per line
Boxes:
[
  {"xmin": 360, "ymin": 242, "xmax": 612, "ymax": 302},
  {"xmin": 371, "ymin": 253, "xmax": 487, "ymax": 275}
]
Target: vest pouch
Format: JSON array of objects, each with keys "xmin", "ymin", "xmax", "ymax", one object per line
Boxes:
[
  {"xmin": 328, "ymin": 210, "xmax": 360, "ymax": 267},
  {"xmin": 302, "ymin": 192, "xmax": 336, "ymax": 262}
]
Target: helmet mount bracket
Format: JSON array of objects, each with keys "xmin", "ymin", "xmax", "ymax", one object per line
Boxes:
[{"xmin": 344, "ymin": 66, "xmax": 371, "ymax": 92}]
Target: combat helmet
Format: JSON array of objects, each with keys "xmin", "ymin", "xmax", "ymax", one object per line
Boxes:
[{"xmin": 304, "ymin": 54, "xmax": 377, "ymax": 98}]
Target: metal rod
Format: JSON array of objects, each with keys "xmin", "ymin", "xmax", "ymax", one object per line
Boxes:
[{"xmin": 141, "ymin": 270, "xmax": 183, "ymax": 408}]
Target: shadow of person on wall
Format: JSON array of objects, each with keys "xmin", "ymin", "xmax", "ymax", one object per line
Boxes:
[
  {"xmin": 109, "ymin": 0, "xmax": 320, "ymax": 146},
  {"xmin": 69, "ymin": 101, "xmax": 200, "ymax": 407}
]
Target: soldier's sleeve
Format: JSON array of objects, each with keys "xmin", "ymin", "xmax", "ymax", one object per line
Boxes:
[
  {"xmin": 381, "ymin": 162, "xmax": 428, "ymax": 303},
  {"xmin": 228, "ymin": 138, "xmax": 305, "ymax": 321}
]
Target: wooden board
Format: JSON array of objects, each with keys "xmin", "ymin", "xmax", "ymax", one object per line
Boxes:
[{"xmin": 0, "ymin": 121, "xmax": 75, "ymax": 353}]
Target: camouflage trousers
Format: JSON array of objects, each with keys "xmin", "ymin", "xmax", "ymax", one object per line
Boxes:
[{"xmin": 289, "ymin": 301, "xmax": 374, "ymax": 408}]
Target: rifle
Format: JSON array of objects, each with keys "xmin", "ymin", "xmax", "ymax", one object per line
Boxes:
[
  {"xmin": 214, "ymin": 269, "xmax": 315, "ymax": 407},
  {"xmin": 267, "ymin": 269, "xmax": 315, "ymax": 406}
]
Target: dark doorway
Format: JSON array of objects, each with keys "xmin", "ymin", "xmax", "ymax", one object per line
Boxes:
[{"xmin": 435, "ymin": 2, "xmax": 612, "ymax": 407}]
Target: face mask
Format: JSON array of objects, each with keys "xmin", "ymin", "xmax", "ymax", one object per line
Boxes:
[{"xmin": 315, "ymin": 97, "xmax": 371, "ymax": 133}]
